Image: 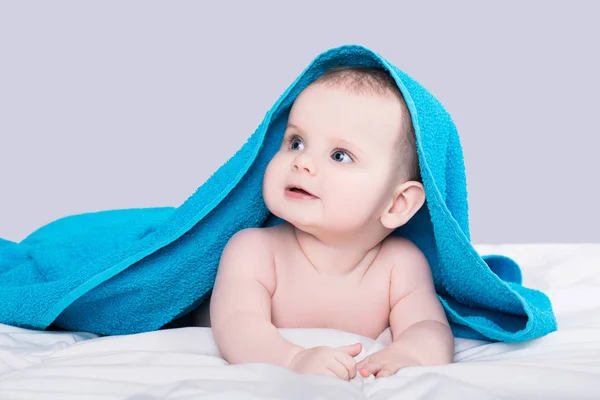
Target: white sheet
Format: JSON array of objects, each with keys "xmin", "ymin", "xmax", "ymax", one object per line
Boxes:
[{"xmin": 1, "ymin": 243, "xmax": 599, "ymax": 399}]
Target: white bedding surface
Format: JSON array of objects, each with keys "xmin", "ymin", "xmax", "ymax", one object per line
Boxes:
[{"xmin": 1, "ymin": 243, "xmax": 599, "ymax": 400}]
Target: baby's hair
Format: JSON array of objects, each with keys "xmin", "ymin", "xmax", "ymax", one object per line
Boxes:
[{"xmin": 311, "ymin": 66, "xmax": 422, "ymax": 183}]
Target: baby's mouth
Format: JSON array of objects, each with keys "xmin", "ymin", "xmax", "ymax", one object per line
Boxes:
[{"xmin": 285, "ymin": 185, "xmax": 319, "ymax": 200}]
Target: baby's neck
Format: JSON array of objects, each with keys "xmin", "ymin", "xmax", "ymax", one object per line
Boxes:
[{"xmin": 291, "ymin": 224, "xmax": 384, "ymax": 276}]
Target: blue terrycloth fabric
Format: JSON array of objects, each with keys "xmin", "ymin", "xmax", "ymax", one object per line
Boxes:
[{"xmin": 0, "ymin": 44, "xmax": 557, "ymax": 341}]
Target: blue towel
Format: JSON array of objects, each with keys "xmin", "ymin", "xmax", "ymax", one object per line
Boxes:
[{"xmin": 0, "ymin": 44, "xmax": 557, "ymax": 341}]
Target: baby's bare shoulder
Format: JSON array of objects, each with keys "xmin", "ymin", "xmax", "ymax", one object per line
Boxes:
[
  {"xmin": 217, "ymin": 227, "xmax": 277, "ymax": 293},
  {"xmin": 383, "ymin": 236, "xmax": 432, "ymax": 279},
  {"xmin": 226, "ymin": 226, "xmax": 272, "ymax": 246},
  {"xmin": 382, "ymin": 236, "xmax": 435, "ymax": 306}
]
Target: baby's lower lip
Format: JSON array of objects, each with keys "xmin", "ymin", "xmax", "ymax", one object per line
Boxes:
[{"xmin": 285, "ymin": 188, "xmax": 318, "ymax": 200}]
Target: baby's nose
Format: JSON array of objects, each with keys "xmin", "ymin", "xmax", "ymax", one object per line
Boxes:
[{"xmin": 292, "ymin": 154, "xmax": 316, "ymax": 175}]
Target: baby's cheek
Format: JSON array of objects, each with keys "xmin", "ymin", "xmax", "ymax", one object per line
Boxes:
[
  {"xmin": 262, "ymin": 163, "xmax": 282, "ymax": 209},
  {"xmin": 341, "ymin": 183, "xmax": 379, "ymax": 212}
]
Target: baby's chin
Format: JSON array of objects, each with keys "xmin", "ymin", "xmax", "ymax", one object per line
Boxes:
[
  {"xmin": 268, "ymin": 207, "xmax": 320, "ymax": 234},
  {"xmin": 266, "ymin": 191, "xmax": 364, "ymax": 236},
  {"xmin": 278, "ymin": 213, "xmax": 359, "ymax": 238},
  {"xmin": 278, "ymin": 213, "xmax": 317, "ymax": 232},
  {"xmin": 264, "ymin": 193, "xmax": 317, "ymax": 226}
]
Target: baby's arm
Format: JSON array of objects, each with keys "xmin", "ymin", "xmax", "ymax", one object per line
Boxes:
[
  {"xmin": 210, "ymin": 228, "xmax": 304, "ymax": 367},
  {"xmin": 387, "ymin": 238, "xmax": 454, "ymax": 365}
]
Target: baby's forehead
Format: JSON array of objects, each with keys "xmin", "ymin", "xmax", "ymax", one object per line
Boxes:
[
  {"xmin": 286, "ymin": 114, "xmax": 401, "ymax": 147},
  {"xmin": 286, "ymin": 83, "xmax": 406, "ymax": 151}
]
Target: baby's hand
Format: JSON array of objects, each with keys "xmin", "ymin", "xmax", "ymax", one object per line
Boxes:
[
  {"xmin": 356, "ymin": 346, "xmax": 421, "ymax": 378},
  {"xmin": 288, "ymin": 343, "xmax": 362, "ymax": 380}
]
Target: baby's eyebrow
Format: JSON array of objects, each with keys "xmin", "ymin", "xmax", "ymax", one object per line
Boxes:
[
  {"xmin": 286, "ymin": 123, "xmax": 306, "ymax": 135},
  {"xmin": 286, "ymin": 123, "xmax": 361, "ymax": 150}
]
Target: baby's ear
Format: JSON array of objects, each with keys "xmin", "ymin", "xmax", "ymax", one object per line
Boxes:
[{"xmin": 380, "ymin": 181, "xmax": 425, "ymax": 230}]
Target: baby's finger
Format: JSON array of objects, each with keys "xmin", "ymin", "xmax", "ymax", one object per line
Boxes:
[
  {"xmin": 375, "ymin": 367, "xmax": 397, "ymax": 379},
  {"xmin": 355, "ymin": 357, "xmax": 368, "ymax": 371},
  {"xmin": 326, "ymin": 360, "xmax": 350, "ymax": 380},
  {"xmin": 359, "ymin": 360, "xmax": 382, "ymax": 377},
  {"xmin": 336, "ymin": 343, "xmax": 362, "ymax": 357},
  {"xmin": 334, "ymin": 353, "xmax": 357, "ymax": 379}
]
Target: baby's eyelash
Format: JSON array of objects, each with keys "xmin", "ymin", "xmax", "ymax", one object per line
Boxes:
[
  {"xmin": 285, "ymin": 134, "xmax": 305, "ymax": 145},
  {"xmin": 283, "ymin": 134, "xmax": 298, "ymax": 145}
]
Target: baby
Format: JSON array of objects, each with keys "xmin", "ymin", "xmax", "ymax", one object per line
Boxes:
[{"xmin": 209, "ymin": 66, "xmax": 454, "ymax": 380}]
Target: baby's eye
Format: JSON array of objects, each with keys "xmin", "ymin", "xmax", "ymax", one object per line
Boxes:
[
  {"xmin": 287, "ymin": 136, "xmax": 353, "ymax": 163},
  {"xmin": 290, "ymin": 137, "xmax": 304, "ymax": 151},
  {"xmin": 332, "ymin": 150, "xmax": 353, "ymax": 163}
]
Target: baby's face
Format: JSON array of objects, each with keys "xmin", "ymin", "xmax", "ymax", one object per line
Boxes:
[{"xmin": 263, "ymin": 82, "xmax": 407, "ymax": 236}]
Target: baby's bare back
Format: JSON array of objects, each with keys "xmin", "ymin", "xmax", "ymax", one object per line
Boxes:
[{"xmin": 266, "ymin": 223, "xmax": 394, "ymax": 340}]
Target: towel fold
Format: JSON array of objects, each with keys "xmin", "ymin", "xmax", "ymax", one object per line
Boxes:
[{"xmin": 0, "ymin": 44, "xmax": 557, "ymax": 341}]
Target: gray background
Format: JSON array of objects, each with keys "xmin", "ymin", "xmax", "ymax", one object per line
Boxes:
[{"xmin": 1, "ymin": 1, "xmax": 598, "ymax": 244}]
